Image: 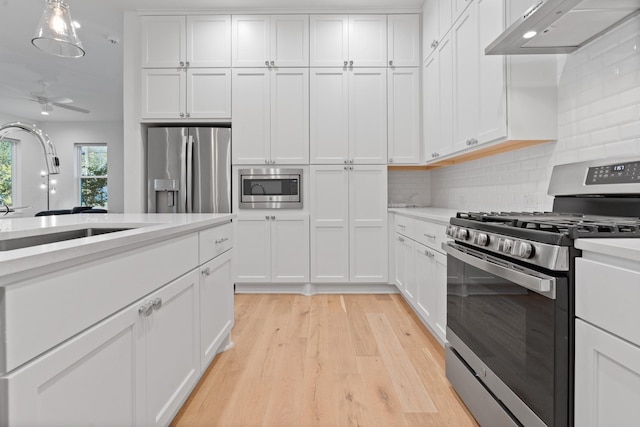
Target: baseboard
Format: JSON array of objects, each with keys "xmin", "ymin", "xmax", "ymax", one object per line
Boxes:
[{"xmin": 234, "ymin": 282, "xmax": 399, "ymax": 296}]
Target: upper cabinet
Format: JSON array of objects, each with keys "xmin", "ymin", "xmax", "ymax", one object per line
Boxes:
[
  {"xmin": 387, "ymin": 14, "xmax": 420, "ymax": 67},
  {"xmin": 310, "ymin": 15, "xmax": 387, "ymax": 67},
  {"xmin": 141, "ymin": 15, "xmax": 231, "ymax": 68},
  {"xmin": 232, "ymin": 15, "xmax": 309, "ymax": 67},
  {"xmin": 423, "ymin": 0, "xmax": 557, "ymax": 163}
]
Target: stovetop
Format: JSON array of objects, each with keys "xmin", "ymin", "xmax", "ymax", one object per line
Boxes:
[{"xmin": 451, "ymin": 211, "xmax": 640, "ymax": 244}]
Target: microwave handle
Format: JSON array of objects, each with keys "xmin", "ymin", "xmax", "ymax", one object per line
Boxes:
[{"xmin": 442, "ymin": 242, "xmax": 556, "ymax": 299}]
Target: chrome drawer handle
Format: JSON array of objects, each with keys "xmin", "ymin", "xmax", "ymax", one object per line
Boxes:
[
  {"xmin": 201, "ymin": 267, "xmax": 211, "ymax": 277},
  {"xmin": 424, "ymin": 233, "xmax": 437, "ymax": 239},
  {"xmin": 139, "ymin": 302, "xmax": 153, "ymax": 317},
  {"xmin": 151, "ymin": 297, "xmax": 162, "ymax": 311},
  {"xmin": 214, "ymin": 237, "xmax": 229, "ymax": 244}
]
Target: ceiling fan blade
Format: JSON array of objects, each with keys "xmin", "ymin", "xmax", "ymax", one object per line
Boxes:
[
  {"xmin": 49, "ymin": 96, "xmax": 73, "ymax": 104},
  {"xmin": 52, "ymin": 102, "xmax": 90, "ymax": 114}
]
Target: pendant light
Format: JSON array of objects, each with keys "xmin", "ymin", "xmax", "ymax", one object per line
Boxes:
[{"xmin": 32, "ymin": 0, "xmax": 85, "ymax": 58}]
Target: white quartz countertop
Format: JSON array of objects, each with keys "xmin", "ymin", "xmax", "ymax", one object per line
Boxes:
[
  {"xmin": 575, "ymin": 238, "xmax": 640, "ymax": 264},
  {"xmin": 0, "ymin": 213, "xmax": 235, "ymax": 281},
  {"xmin": 388, "ymin": 207, "xmax": 459, "ymax": 224}
]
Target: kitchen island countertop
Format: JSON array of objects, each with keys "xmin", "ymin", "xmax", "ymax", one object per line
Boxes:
[{"xmin": 0, "ymin": 213, "xmax": 235, "ymax": 281}]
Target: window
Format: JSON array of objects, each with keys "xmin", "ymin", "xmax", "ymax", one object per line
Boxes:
[
  {"xmin": 76, "ymin": 144, "xmax": 108, "ymax": 208},
  {"xmin": 0, "ymin": 138, "xmax": 17, "ymax": 206}
]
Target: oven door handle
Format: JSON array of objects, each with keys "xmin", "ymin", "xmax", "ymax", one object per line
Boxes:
[{"xmin": 443, "ymin": 242, "xmax": 556, "ymax": 299}]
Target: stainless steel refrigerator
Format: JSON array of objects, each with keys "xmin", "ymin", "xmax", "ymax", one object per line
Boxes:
[{"xmin": 147, "ymin": 127, "xmax": 231, "ymax": 213}]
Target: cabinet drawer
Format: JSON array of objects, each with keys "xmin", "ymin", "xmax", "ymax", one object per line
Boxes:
[
  {"xmin": 576, "ymin": 258, "xmax": 640, "ymax": 347},
  {"xmin": 394, "ymin": 215, "xmax": 415, "ymax": 237},
  {"xmin": 414, "ymin": 219, "xmax": 447, "ymax": 252},
  {"xmin": 199, "ymin": 221, "xmax": 233, "ymax": 264}
]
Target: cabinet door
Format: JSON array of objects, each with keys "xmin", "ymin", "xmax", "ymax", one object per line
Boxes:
[
  {"xmin": 310, "ymin": 166, "xmax": 350, "ymax": 282},
  {"xmin": 271, "ymin": 214, "xmax": 310, "ymax": 283},
  {"xmin": 141, "ymin": 69, "xmax": 186, "ymax": 119},
  {"xmin": 433, "ymin": 34, "xmax": 454, "ymax": 158},
  {"xmin": 186, "ymin": 15, "xmax": 231, "ymax": 67},
  {"xmin": 454, "ymin": 0, "xmax": 473, "ymax": 22},
  {"xmin": 187, "ymin": 68, "xmax": 231, "ymax": 119},
  {"xmin": 200, "ymin": 250, "xmax": 234, "ymax": 371},
  {"xmin": 232, "ymin": 15, "xmax": 271, "ymax": 67},
  {"xmin": 438, "ymin": 0, "xmax": 452, "ymax": 37},
  {"xmin": 423, "ymin": 53, "xmax": 440, "ymax": 161},
  {"xmin": 141, "ymin": 16, "xmax": 185, "ymax": 68},
  {"xmin": 423, "ymin": 0, "xmax": 440, "ymax": 60},
  {"xmin": 393, "ymin": 234, "xmax": 408, "ymax": 293},
  {"xmin": 231, "ymin": 69, "xmax": 271, "ymax": 164},
  {"xmin": 349, "ymin": 165, "xmax": 388, "ymax": 283},
  {"xmin": 142, "ymin": 269, "xmax": 200, "ymax": 427},
  {"xmin": 309, "ymin": 15, "xmax": 349, "ymax": 66},
  {"xmin": 234, "ymin": 215, "xmax": 271, "ymax": 282},
  {"xmin": 388, "ymin": 67, "xmax": 420, "ymax": 164},
  {"xmin": 477, "ymin": 0, "xmax": 507, "ymax": 144},
  {"xmin": 271, "ymin": 68, "xmax": 310, "ymax": 164},
  {"xmin": 575, "ymin": 320, "xmax": 640, "ymax": 427},
  {"xmin": 310, "ymin": 68, "xmax": 349, "ymax": 164},
  {"xmin": 415, "ymin": 244, "xmax": 436, "ymax": 326},
  {"xmin": 0, "ymin": 305, "xmax": 144, "ymax": 427},
  {"xmin": 349, "ymin": 68, "xmax": 387, "ymax": 164},
  {"xmin": 452, "ymin": 3, "xmax": 479, "ymax": 152},
  {"xmin": 349, "ymin": 15, "xmax": 387, "ymax": 67},
  {"xmin": 271, "ymin": 15, "xmax": 309, "ymax": 67},
  {"xmin": 388, "ymin": 14, "xmax": 420, "ymax": 67},
  {"xmin": 434, "ymin": 250, "xmax": 447, "ymax": 342}
]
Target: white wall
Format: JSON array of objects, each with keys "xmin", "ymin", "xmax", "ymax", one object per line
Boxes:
[{"xmin": 430, "ymin": 15, "xmax": 640, "ymax": 212}]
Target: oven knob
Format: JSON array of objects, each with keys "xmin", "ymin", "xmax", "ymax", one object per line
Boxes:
[
  {"xmin": 475, "ymin": 233, "xmax": 489, "ymax": 246},
  {"xmin": 446, "ymin": 225, "xmax": 457, "ymax": 238},
  {"xmin": 517, "ymin": 242, "xmax": 534, "ymax": 259},
  {"xmin": 457, "ymin": 228, "xmax": 470, "ymax": 241},
  {"xmin": 501, "ymin": 239, "xmax": 514, "ymax": 254}
]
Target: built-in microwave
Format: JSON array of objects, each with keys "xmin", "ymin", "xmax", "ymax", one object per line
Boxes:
[{"xmin": 239, "ymin": 168, "xmax": 302, "ymax": 209}]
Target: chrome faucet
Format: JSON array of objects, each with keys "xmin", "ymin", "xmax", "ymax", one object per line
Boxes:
[{"xmin": 0, "ymin": 121, "xmax": 60, "ymax": 210}]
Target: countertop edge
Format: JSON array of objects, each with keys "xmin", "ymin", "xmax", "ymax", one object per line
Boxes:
[
  {"xmin": 575, "ymin": 238, "xmax": 640, "ymax": 265},
  {"xmin": 389, "ymin": 207, "xmax": 458, "ymax": 225}
]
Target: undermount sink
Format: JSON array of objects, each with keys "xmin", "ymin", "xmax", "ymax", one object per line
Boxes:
[{"xmin": 0, "ymin": 227, "xmax": 134, "ymax": 251}]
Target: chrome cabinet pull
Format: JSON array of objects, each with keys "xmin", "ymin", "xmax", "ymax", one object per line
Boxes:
[
  {"xmin": 271, "ymin": 215, "xmax": 275, "ymax": 220},
  {"xmin": 265, "ymin": 60, "xmax": 270, "ymax": 66},
  {"xmin": 349, "ymin": 60, "xmax": 353, "ymax": 66},
  {"xmin": 139, "ymin": 302, "xmax": 154, "ymax": 317},
  {"xmin": 151, "ymin": 298, "xmax": 162, "ymax": 311},
  {"xmin": 201, "ymin": 267, "xmax": 211, "ymax": 277},
  {"xmin": 424, "ymin": 233, "xmax": 437, "ymax": 239},
  {"xmin": 180, "ymin": 61, "xmax": 185, "ymax": 67},
  {"xmin": 389, "ymin": 60, "xmax": 393, "ymax": 66},
  {"xmin": 270, "ymin": 60, "xmax": 275, "ymax": 66},
  {"xmin": 214, "ymin": 237, "xmax": 229, "ymax": 244},
  {"xmin": 179, "ymin": 113, "xmax": 185, "ymax": 118},
  {"xmin": 344, "ymin": 60, "xmax": 348, "ymax": 66}
]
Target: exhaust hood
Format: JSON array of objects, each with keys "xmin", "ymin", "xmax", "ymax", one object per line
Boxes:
[{"xmin": 486, "ymin": 0, "xmax": 640, "ymax": 55}]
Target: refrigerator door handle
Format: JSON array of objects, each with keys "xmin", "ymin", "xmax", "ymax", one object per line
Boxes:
[
  {"xmin": 186, "ymin": 135, "xmax": 194, "ymax": 213},
  {"xmin": 180, "ymin": 134, "xmax": 188, "ymax": 213}
]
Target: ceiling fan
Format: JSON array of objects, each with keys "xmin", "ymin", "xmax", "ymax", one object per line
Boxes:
[{"xmin": 28, "ymin": 90, "xmax": 90, "ymax": 115}]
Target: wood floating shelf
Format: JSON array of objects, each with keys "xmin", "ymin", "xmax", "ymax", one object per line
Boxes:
[{"xmin": 388, "ymin": 139, "xmax": 555, "ymax": 171}]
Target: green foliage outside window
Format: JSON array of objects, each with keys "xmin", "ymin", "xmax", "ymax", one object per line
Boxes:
[
  {"xmin": 79, "ymin": 145, "xmax": 108, "ymax": 208},
  {"xmin": 0, "ymin": 140, "xmax": 12, "ymax": 206}
]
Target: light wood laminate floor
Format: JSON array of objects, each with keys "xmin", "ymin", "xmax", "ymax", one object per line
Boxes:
[{"xmin": 171, "ymin": 294, "xmax": 478, "ymax": 427}]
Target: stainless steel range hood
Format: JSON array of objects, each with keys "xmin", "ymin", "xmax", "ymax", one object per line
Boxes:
[{"xmin": 486, "ymin": 0, "xmax": 640, "ymax": 55}]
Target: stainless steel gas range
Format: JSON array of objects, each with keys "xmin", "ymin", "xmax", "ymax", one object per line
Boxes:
[{"xmin": 442, "ymin": 156, "xmax": 640, "ymax": 427}]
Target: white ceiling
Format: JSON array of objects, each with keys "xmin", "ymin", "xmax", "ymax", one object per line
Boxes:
[{"xmin": 0, "ymin": 0, "xmax": 423, "ymax": 123}]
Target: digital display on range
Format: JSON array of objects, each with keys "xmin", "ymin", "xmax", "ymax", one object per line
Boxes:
[{"xmin": 586, "ymin": 161, "xmax": 639, "ymax": 185}]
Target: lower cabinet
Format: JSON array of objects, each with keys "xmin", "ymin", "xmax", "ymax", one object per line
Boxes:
[
  {"xmin": 234, "ymin": 214, "xmax": 310, "ymax": 283},
  {"xmin": 392, "ymin": 214, "xmax": 448, "ymax": 344},
  {"xmin": 0, "ymin": 269, "xmax": 201, "ymax": 427},
  {"xmin": 200, "ymin": 250, "xmax": 234, "ymax": 370}
]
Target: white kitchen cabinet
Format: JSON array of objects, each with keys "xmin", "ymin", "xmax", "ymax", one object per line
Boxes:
[
  {"xmin": 438, "ymin": 0, "xmax": 452, "ymax": 38},
  {"xmin": 141, "ymin": 270, "xmax": 201, "ymax": 427},
  {"xmin": 423, "ymin": 0, "xmax": 440, "ymax": 60},
  {"xmin": 388, "ymin": 67, "xmax": 421, "ymax": 164},
  {"xmin": 310, "ymin": 165, "xmax": 387, "ymax": 283},
  {"xmin": 423, "ymin": 0, "xmax": 556, "ymax": 163},
  {"xmin": 387, "ymin": 14, "xmax": 420, "ymax": 67},
  {"xmin": 0, "ymin": 269, "xmax": 201, "ymax": 427},
  {"xmin": 0, "ymin": 301, "xmax": 144, "ymax": 427},
  {"xmin": 235, "ymin": 214, "xmax": 310, "ymax": 283},
  {"xmin": 232, "ymin": 15, "xmax": 309, "ymax": 67},
  {"xmin": 141, "ymin": 15, "xmax": 231, "ymax": 68},
  {"xmin": 310, "ymin": 15, "xmax": 387, "ymax": 67},
  {"xmin": 310, "ymin": 68, "xmax": 387, "ymax": 164},
  {"xmin": 141, "ymin": 68, "xmax": 231, "ymax": 120},
  {"xmin": 394, "ymin": 233, "xmax": 416, "ymax": 301},
  {"xmin": 232, "ymin": 68, "xmax": 309, "ymax": 165},
  {"xmin": 199, "ymin": 250, "xmax": 234, "ymax": 371},
  {"xmin": 575, "ymin": 320, "xmax": 640, "ymax": 427}
]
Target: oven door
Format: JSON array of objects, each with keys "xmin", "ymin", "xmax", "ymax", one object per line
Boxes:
[{"xmin": 443, "ymin": 242, "xmax": 570, "ymax": 427}]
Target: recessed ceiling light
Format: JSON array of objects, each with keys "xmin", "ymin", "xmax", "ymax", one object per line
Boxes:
[{"xmin": 523, "ymin": 31, "xmax": 538, "ymax": 39}]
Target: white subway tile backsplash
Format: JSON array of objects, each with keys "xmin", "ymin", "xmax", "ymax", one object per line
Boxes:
[{"xmin": 430, "ymin": 15, "xmax": 640, "ymax": 212}]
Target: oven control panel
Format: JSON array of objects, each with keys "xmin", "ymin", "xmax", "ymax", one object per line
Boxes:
[{"xmin": 586, "ymin": 161, "xmax": 640, "ymax": 185}]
